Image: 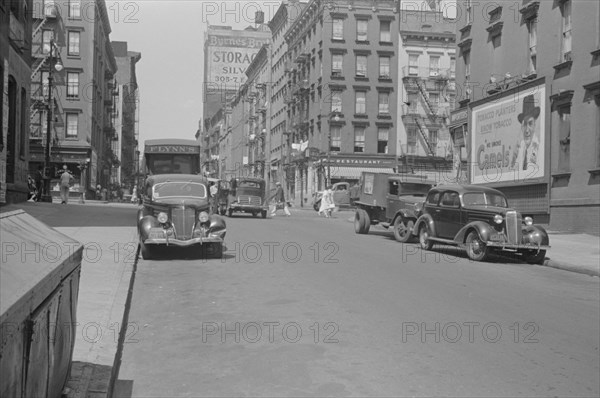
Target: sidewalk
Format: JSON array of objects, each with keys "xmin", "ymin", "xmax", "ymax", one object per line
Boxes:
[{"xmin": 60, "ymin": 226, "xmax": 138, "ymax": 398}]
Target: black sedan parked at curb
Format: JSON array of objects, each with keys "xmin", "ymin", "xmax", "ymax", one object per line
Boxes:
[{"xmin": 413, "ymin": 184, "xmax": 550, "ymax": 264}]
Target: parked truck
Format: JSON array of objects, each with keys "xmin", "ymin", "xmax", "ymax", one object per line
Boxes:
[{"xmin": 353, "ymin": 172, "xmax": 436, "ymax": 242}]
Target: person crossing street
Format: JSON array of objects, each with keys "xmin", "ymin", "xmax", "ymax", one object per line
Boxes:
[{"xmin": 270, "ymin": 182, "xmax": 290, "ymax": 217}]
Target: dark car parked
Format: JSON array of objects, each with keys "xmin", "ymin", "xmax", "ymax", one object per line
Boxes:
[
  {"xmin": 413, "ymin": 184, "xmax": 550, "ymax": 264},
  {"xmin": 137, "ymin": 174, "xmax": 226, "ymax": 259},
  {"xmin": 226, "ymin": 177, "xmax": 268, "ymax": 218}
]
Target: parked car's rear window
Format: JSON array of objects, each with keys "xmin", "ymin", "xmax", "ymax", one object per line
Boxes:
[
  {"xmin": 238, "ymin": 181, "xmax": 261, "ymax": 188},
  {"xmin": 463, "ymin": 192, "xmax": 508, "ymax": 207}
]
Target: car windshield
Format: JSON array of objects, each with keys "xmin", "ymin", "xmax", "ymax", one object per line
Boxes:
[
  {"xmin": 152, "ymin": 182, "xmax": 207, "ymax": 199},
  {"xmin": 463, "ymin": 192, "xmax": 508, "ymax": 207},
  {"xmin": 398, "ymin": 183, "xmax": 432, "ymax": 196}
]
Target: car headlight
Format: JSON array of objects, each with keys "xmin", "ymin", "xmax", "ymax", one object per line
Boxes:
[
  {"xmin": 199, "ymin": 211, "xmax": 210, "ymax": 223},
  {"xmin": 157, "ymin": 212, "xmax": 168, "ymax": 223},
  {"xmin": 524, "ymin": 216, "xmax": 533, "ymax": 226},
  {"xmin": 493, "ymin": 214, "xmax": 503, "ymax": 224}
]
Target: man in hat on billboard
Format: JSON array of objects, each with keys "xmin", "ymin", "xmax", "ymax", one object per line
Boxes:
[{"xmin": 511, "ymin": 94, "xmax": 541, "ymax": 172}]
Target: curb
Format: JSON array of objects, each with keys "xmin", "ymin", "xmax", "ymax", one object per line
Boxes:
[
  {"xmin": 542, "ymin": 259, "xmax": 600, "ymax": 277},
  {"xmin": 342, "ymin": 216, "xmax": 598, "ymax": 278}
]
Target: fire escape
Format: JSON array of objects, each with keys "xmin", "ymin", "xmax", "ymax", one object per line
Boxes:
[
  {"xmin": 403, "ymin": 66, "xmax": 450, "ymax": 157},
  {"xmin": 29, "ymin": 4, "xmax": 64, "ymax": 157}
]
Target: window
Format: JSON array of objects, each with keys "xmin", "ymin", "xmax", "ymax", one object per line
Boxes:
[
  {"xmin": 527, "ymin": 18, "xmax": 537, "ymax": 73},
  {"xmin": 464, "ymin": 51, "xmax": 471, "ymax": 80},
  {"xmin": 332, "ymin": 54, "xmax": 343, "ymax": 76},
  {"xmin": 354, "ymin": 126, "xmax": 365, "ymax": 152},
  {"xmin": 377, "ymin": 127, "xmax": 389, "ymax": 154},
  {"xmin": 379, "ymin": 56, "xmax": 390, "ymax": 78},
  {"xmin": 41, "ymin": 71, "xmax": 49, "ymax": 97},
  {"xmin": 450, "ymin": 57, "xmax": 456, "ymax": 79},
  {"xmin": 44, "ymin": 0, "xmax": 55, "ymax": 17},
  {"xmin": 356, "ymin": 55, "xmax": 367, "ymax": 77},
  {"xmin": 331, "ymin": 90, "xmax": 342, "ymax": 112},
  {"xmin": 355, "ymin": 91, "xmax": 367, "ymax": 114},
  {"xmin": 429, "ymin": 56, "xmax": 440, "ymax": 76},
  {"xmin": 378, "ymin": 91, "xmax": 390, "ymax": 114},
  {"xmin": 407, "ymin": 93, "xmax": 417, "ymax": 112},
  {"xmin": 68, "ymin": 31, "xmax": 80, "ymax": 56},
  {"xmin": 409, "ymin": 54, "xmax": 419, "ymax": 76},
  {"xmin": 332, "ymin": 18, "xmax": 344, "ymax": 40},
  {"xmin": 440, "ymin": 191, "xmax": 460, "ymax": 208},
  {"xmin": 42, "ymin": 30, "xmax": 54, "ymax": 54},
  {"xmin": 561, "ymin": 0, "xmax": 572, "ymax": 61},
  {"xmin": 429, "ymin": 93, "xmax": 439, "ymax": 111},
  {"xmin": 68, "ymin": 0, "xmax": 80, "ymax": 18},
  {"xmin": 466, "ymin": 0, "xmax": 473, "ymax": 24},
  {"xmin": 407, "ymin": 128, "xmax": 417, "ymax": 154},
  {"xmin": 380, "ymin": 20, "xmax": 391, "ymax": 42},
  {"xmin": 429, "ymin": 129, "xmax": 438, "ymax": 150},
  {"xmin": 356, "ymin": 19, "xmax": 368, "ymax": 41},
  {"xmin": 67, "ymin": 72, "xmax": 79, "ymax": 99},
  {"xmin": 66, "ymin": 113, "xmax": 79, "ymax": 137},
  {"xmin": 427, "ymin": 192, "xmax": 440, "ymax": 205},
  {"xmin": 557, "ymin": 104, "xmax": 571, "ymax": 171},
  {"xmin": 330, "ymin": 125, "xmax": 341, "ymax": 152}
]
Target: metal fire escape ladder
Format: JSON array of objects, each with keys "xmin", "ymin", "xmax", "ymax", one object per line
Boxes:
[
  {"xmin": 414, "ymin": 117, "xmax": 435, "ymax": 156},
  {"xmin": 416, "ymin": 78, "xmax": 436, "ymax": 116}
]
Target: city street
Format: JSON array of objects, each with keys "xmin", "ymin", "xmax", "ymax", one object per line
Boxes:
[{"xmin": 114, "ymin": 210, "xmax": 600, "ymax": 397}]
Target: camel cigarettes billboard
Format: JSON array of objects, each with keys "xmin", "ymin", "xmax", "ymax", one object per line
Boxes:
[
  {"xmin": 471, "ymin": 85, "xmax": 546, "ymax": 184},
  {"xmin": 205, "ymin": 29, "xmax": 270, "ymax": 86}
]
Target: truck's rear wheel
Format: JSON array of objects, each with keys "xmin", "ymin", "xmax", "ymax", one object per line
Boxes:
[
  {"xmin": 393, "ymin": 218, "xmax": 414, "ymax": 243},
  {"xmin": 354, "ymin": 209, "xmax": 370, "ymax": 234}
]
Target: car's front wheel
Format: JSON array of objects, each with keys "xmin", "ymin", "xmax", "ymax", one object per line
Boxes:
[
  {"xmin": 227, "ymin": 208, "xmax": 233, "ymax": 217},
  {"xmin": 261, "ymin": 210, "xmax": 267, "ymax": 219},
  {"xmin": 465, "ymin": 230, "xmax": 490, "ymax": 262},
  {"xmin": 418, "ymin": 224, "xmax": 434, "ymax": 250},
  {"xmin": 393, "ymin": 217, "xmax": 414, "ymax": 243},
  {"xmin": 523, "ymin": 249, "xmax": 546, "ymax": 265}
]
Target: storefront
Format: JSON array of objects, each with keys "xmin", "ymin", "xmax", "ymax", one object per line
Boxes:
[{"xmin": 315, "ymin": 154, "xmax": 398, "ymax": 187}]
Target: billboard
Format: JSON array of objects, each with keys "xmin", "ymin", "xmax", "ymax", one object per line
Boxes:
[
  {"xmin": 205, "ymin": 29, "xmax": 270, "ymax": 86},
  {"xmin": 471, "ymin": 85, "xmax": 545, "ymax": 184}
]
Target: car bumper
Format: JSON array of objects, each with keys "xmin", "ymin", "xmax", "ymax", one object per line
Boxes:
[
  {"xmin": 485, "ymin": 242, "xmax": 551, "ymax": 251},
  {"xmin": 229, "ymin": 205, "xmax": 267, "ymax": 212},
  {"xmin": 143, "ymin": 236, "xmax": 224, "ymax": 246}
]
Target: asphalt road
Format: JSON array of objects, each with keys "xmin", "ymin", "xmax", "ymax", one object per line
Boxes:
[{"xmin": 116, "ymin": 210, "xmax": 600, "ymax": 397}]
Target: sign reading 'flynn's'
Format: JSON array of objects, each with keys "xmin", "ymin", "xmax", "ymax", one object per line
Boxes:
[{"xmin": 144, "ymin": 145, "xmax": 201, "ymax": 154}]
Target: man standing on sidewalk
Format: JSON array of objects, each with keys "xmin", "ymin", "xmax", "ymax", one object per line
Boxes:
[
  {"xmin": 270, "ymin": 182, "xmax": 291, "ymax": 217},
  {"xmin": 59, "ymin": 165, "xmax": 74, "ymax": 204}
]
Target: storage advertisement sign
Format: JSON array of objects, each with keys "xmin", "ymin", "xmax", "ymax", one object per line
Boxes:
[
  {"xmin": 470, "ymin": 85, "xmax": 545, "ymax": 184},
  {"xmin": 206, "ymin": 30, "xmax": 270, "ymax": 86}
]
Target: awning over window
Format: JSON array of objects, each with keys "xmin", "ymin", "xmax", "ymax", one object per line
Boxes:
[{"xmin": 329, "ymin": 167, "xmax": 396, "ymax": 179}]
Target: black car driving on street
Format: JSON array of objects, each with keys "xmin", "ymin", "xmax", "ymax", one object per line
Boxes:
[{"xmin": 137, "ymin": 174, "xmax": 227, "ymax": 259}]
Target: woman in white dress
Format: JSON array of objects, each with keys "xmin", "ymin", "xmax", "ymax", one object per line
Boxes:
[{"xmin": 318, "ymin": 186, "xmax": 335, "ymax": 218}]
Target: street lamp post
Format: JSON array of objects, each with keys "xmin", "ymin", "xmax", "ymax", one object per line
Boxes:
[
  {"xmin": 42, "ymin": 39, "xmax": 63, "ymax": 203},
  {"xmin": 327, "ymin": 112, "xmax": 341, "ymax": 187}
]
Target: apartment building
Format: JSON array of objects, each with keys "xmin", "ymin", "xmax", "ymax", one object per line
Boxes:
[
  {"xmin": 284, "ymin": 0, "xmax": 400, "ymax": 207},
  {"xmin": 455, "ymin": 0, "xmax": 600, "ymax": 234},
  {"xmin": 397, "ymin": 7, "xmax": 456, "ymax": 182},
  {"xmin": 28, "ymin": 0, "xmax": 117, "ymax": 199},
  {"xmin": 112, "ymin": 41, "xmax": 141, "ymax": 189},
  {"xmin": 1, "ymin": 0, "xmax": 33, "ymax": 203}
]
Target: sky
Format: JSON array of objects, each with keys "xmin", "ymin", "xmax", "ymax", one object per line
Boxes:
[{"xmin": 104, "ymin": 0, "xmax": 455, "ymax": 147}]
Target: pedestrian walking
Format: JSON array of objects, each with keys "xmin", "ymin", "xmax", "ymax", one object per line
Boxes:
[
  {"xmin": 319, "ymin": 185, "xmax": 335, "ymax": 218},
  {"xmin": 131, "ymin": 186, "xmax": 138, "ymax": 204},
  {"xmin": 35, "ymin": 166, "xmax": 44, "ymax": 201},
  {"xmin": 270, "ymin": 182, "xmax": 290, "ymax": 217},
  {"xmin": 59, "ymin": 165, "xmax": 74, "ymax": 204}
]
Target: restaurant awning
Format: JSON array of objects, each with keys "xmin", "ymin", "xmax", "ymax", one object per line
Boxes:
[{"xmin": 329, "ymin": 167, "xmax": 396, "ymax": 179}]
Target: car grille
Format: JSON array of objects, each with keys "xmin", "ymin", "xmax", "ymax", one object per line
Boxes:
[
  {"xmin": 171, "ymin": 208, "xmax": 195, "ymax": 239},
  {"xmin": 238, "ymin": 195, "xmax": 261, "ymax": 206},
  {"xmin": 505, "ymin": 211, "xmax": 522, "ymax": 245}
]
